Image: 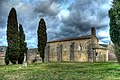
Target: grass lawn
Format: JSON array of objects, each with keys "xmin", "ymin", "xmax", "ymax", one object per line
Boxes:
[{"xmin": 0, "ymin": 62, "xmax": 120, "ymax": 80}]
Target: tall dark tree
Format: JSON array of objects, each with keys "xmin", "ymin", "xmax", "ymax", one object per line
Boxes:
[
  {"xmin": 37, "ymin": 18, "xmax": 47, "ymax": 62},
  {"xmin": 5, "ymin": 47, "xmax": 9, "ymax": 65},
  {"xmin": 109, "ymin": 0, "xmax": 120, "ymax": 64},
  {"xmin": 6, "ymin": 7, "xmax": 19, "ymax": 64},
  {"xmin": 18, "ymin": 24, "xmax": 27, "ymax": 64}
]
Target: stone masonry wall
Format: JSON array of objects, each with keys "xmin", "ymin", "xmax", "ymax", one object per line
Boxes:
[{"xmin": 46, "ymin": 39, "xmax": 92, "ymax": 62}]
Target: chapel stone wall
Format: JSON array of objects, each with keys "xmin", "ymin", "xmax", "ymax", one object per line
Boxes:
[{"xmin": 47, "ymin": 39, "xmax": 91, "ymax": 62}]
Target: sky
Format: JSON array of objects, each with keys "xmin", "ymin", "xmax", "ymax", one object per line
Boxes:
[{"xmin": 0, "ymin": 0, "xmax": 113, "ymax": 48}]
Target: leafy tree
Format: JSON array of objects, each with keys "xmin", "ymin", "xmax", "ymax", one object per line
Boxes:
[
  {"xmin": 18, "ymin": 24, "xmax": 27, "ymax": 64},
  {"xmin": 6, "ymin": 7, "xmax": 19, "ymax": 64},
  {"xmin": 37, "ymin": 18, "xmax": 47, "ymax": 62},
  {"xmin": 109, "ymin": 0, "xmax": 120, "ymax": 64},
  {"xmin": 5, "ymin": 47, "xmax": 9, "ymax": 65}
]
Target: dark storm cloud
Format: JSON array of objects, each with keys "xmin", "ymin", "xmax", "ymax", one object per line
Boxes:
[
  {"xmin": 0, "ymin": 0, "xmax": 7, "ymax": 8},
  {"xmin": 61, "ymin": 0, "xmax": 106, "ymax": 31},
  {"xmin": 56, "ymin": 0, "xmax": 111, "ymax": 43},
  {"xmin": 0, "ymin": 0, "xmax": 111, "ymax": 48},
  {"xmin": 0, "ymin": 0, "xmax": 9, "ymax": 29},
  {"xmin": 34, "ymin": 0, "xmax": 60, "ymax": 17}
]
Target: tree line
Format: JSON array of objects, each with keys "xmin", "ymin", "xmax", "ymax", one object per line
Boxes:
[{"xmin": 5, "ymin": 7, "xmax": 47, "ymax": 65}]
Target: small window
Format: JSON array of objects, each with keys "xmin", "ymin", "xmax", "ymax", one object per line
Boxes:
[
  {"xmin": 95, "ymin": 52, "xmax": 98, "ymax": 56},
  {"xmin": 80, "ymin": 44, "xmax": 82, "ymax": 50}
]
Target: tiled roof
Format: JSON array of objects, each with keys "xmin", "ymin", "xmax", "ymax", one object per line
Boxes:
[
  {"xmin": 48, "ymin": 35, "xmax": 92, "ymax": 43},
  {"xmin": 93, "ymin": 45, "xmax": 108, "ymax": 50},
  {"xmin": 99, "ymin": 44, "xmax": 108, "ymax": 47}
]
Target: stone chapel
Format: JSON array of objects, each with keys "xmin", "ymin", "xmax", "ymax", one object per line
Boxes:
[{"xmin": 45, "ymin": 27, "xmax": 108, "ymax": 62}]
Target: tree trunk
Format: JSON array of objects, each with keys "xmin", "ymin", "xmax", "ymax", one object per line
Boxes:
[
  {"xmin": 114, "ymin": 45, "xmax": 120, "ymax": 64},
  {"xmin": 11, "ymin": 60, "xmax": 16, "ymax": 64},
  {"xmin": 42, "ymin": 58, "xmax": 44, "ymax": 63}
]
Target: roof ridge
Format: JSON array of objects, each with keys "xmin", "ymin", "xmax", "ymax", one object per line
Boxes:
[{"xmin": 48, "ymin": 35, "xmax": 92, "ymax": 43}]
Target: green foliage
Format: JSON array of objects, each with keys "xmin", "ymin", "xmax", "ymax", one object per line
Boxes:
[
  {"xmin": 0, "ymin": 63, "xmax": 120, "ymax": 80},
  {"xmin": 113, "ymin": 45, "xmax": 120, "ymax": 64},
  {"xmin": 37, "ymin": 18, "xmax": 47, "ymax": 62},
  {"xmin": 4, "ymin": 47, "xmax": 9, "ymax": 65},
  {"xmin": 18, "ymin": 24, "xmax": 27, "ymax": 64},
  {"xmin": 109, "ymin": 0, "xmax": 120, "ymax": 64},
  {"xmin": 7, "ymin": 7, "xmax": 20, "ymax": 64}
]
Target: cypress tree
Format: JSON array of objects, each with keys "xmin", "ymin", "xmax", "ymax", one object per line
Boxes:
[
  {"xmin": 37, "ymin": 18, "xmax": 47, "ymax": 62},
  {"xmin": 5, "ymin": 47, "xmax": 9, "ymax": 65},
  {"xmin": 109, "ymin": 0, "xmax": 120, "ymax": 64},
  {"xmin": 18, "ymin": 24, "xmax": 27, "ymax": 64},
  {"xmin": 7, "ymin": 7, "xmax": 19, "ymax": 64}
]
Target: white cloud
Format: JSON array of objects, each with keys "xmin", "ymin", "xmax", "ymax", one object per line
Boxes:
[
  {"xmin": 58, "ymin": 9, "xmax": 70, "ymax": 21},
  {"xmin": 98, "ymin": 31, "xmax": 110, "ymax": 38},
  {"xmin": 0, "ymin": 0, "xmax": 112, "ymax": 48}
]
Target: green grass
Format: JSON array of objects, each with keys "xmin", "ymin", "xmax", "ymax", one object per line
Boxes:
[{"xmin": 0, "ymin": 62, "xmax": 120, "ymax": 80}]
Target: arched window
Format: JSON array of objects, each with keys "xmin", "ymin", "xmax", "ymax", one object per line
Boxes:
[
  {"xmin": 95, "ymin": 52, "xmax": 98, "ymax": 56},
  {"xmin": 80, "ymin": 44, "xmax": 82, "ymax": 50}
]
